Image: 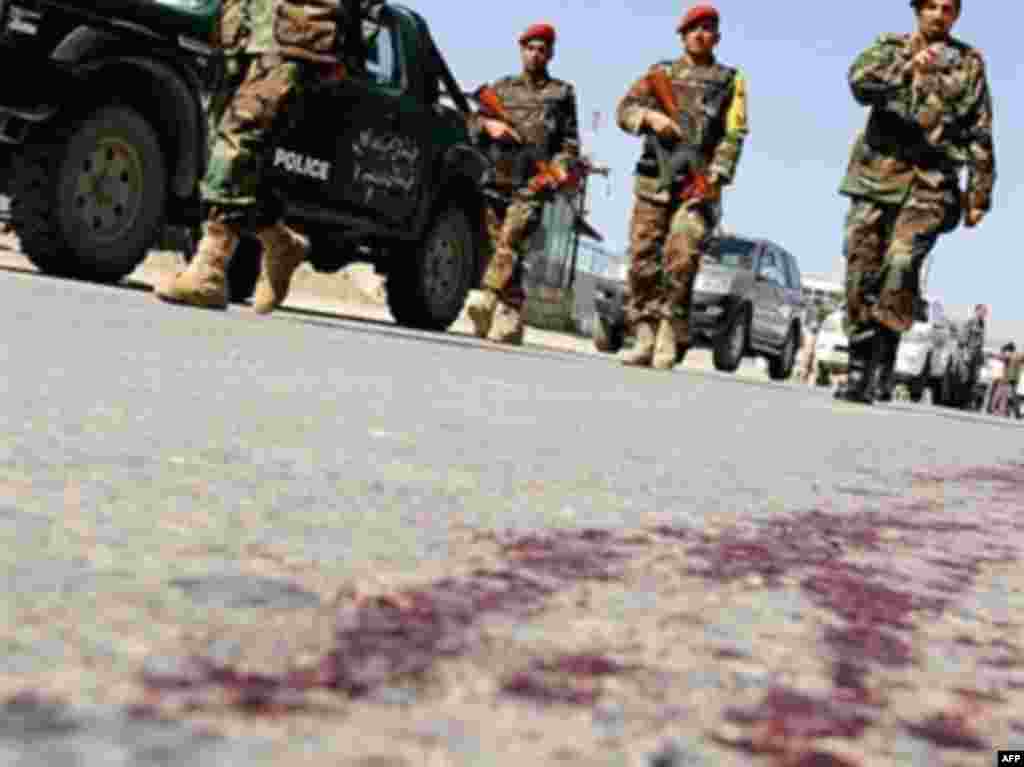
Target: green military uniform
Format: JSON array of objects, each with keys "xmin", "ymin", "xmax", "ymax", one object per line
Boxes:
[
  {"xmin": 205, "ymin": 0, "xmax": 274, "ymax": 159},
  {"xmin": 158, "ymin": 0, "xmax": 356, "ymax": 312},
  {"xmin": 473, "ymin": 73, "xmax": 580, "ymax": 314},
  {"xmin": 204, "ymin": 0, "xmax": 355, "ymax": 228},
  {"xmin": 838, "ymin": 30, "xmax": 995, "ymax": 402},
  {"xmin": 616, "ymin": 54, "xmax": 748, "ymax": 366},
  {"xmin": 842, "ymin": 32, "xmax": 995, "ymax": 334}
]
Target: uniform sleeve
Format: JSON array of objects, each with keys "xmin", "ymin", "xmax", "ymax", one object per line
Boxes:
[
  {"xmin": 709, "ymin": 69, "xmax": 748, "ymax": 185},
  {"xmin": 962, "ymin": 53, "xmax": 996, "ymax": 213},
  {"xmin": 616, "ymin": 68, "xmax": 658, "ymax": 135},
  {"xmin": 554, "ymin": 83, "xmax": 581, "ymax": 162},
  {"xmin": 848, "ymin": 37, "xmax": 913, "ymax": 118}
]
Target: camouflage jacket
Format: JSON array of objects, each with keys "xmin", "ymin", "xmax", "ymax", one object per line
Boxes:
[
  {"xmin": 218, "ymin": 0, "xmax": 272, "ymax": 55},
  {"xmin": 840, "ymin": 33, "xmax": 996, "ymax": 212},
  {"xmin": 471, "ymin": 73, "xmax": 580, "ymax": 191},
  {"xmin": 219, "ymin": 0, "xmax": 354, "ymax": 64},
  {"xmin": 617, "ymin": 55, "xmax": 748, "ymax": 202}
]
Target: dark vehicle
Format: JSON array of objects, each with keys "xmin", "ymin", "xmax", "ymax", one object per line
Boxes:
[
  {"xmin": 258, "ymin": 4, "xmax": 492, "ymax": 329},
  {"xmin": 593, "ymin": 234, "xmax": 805, "ymax": 379},
  {"xmin": 0, "ymin": 0, "xmax": 219, "ymax": 282},
  {"xmin": 1, "ymin": 1, "xmax": 492, "ymax": 331}
]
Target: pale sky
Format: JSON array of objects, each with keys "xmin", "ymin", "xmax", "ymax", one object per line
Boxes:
[{"xmin": 422, "ymin": 1, "xmax": 1023, "ymax": 340}]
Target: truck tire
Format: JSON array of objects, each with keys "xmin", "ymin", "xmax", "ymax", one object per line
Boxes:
[
  {"xmin": 592, "ymin": 310, "xmax": 624, "ymax": 353},
  {"xmin": 10, "ymin": 104, "xmax": 167, "ymax": 282},
  {"xmin": 387, "ymin": 205, "xmax": 476, "ymax": 331},
  {"xmin": 767, "ymin": 324, "xmax": 798, "ymax": 380},
  {"xmin": 713, "ymin": 305, "xmax": 749, "ymax": 373}
]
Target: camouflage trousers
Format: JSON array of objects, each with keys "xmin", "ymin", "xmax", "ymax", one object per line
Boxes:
[
  {"xmin": 206, "ymin": 54, "xmax": 254, "ymax": 154},
  {"xmin": 201, "ymin": 54, "xmax": 313, "ymax": 230},
  {"xmin": 843, "ymin": 191, "xmax": 958, "ymax": 334},
  {"xmin": 480, "ymin": 191, "xmax": 544, "ymax": 310},
  {"xmin": 624, "ymin": 196, "xmax": 718, "ymax": 343}
]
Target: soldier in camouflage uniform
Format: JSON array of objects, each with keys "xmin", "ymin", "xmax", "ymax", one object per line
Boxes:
[
  {"xmin": 464, "ymin": 23, "xmax": 580, "ymax": 346},
  {"xmin": 616, "ymin": 4, "xmax": 748, "ymax": 370},
  {"xmin": 836, "ymin": 0, "xmax": 995, "ymax": 403},
  {"xmin": 157, "ymin": 0, "xmax": 360, "ymax": 313}
]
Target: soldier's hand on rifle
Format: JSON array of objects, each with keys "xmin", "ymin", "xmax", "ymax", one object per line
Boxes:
[
  {"xmin": 482, "ymin": 118, "xmax": 522, "ymax": 143},
  {"xmin": 643, "ymin": 110, "xmax": 683, "ymax": 141}
]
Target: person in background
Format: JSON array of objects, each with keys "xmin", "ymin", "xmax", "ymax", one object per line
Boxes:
[{"xmin": 987, "ymin": 342, "xmax": 1023, "ymax": 418}]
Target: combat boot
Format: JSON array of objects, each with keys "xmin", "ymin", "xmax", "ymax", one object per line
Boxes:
[
  {"xmin": 652, "ymin": 318, "xmax": 679, "ymax": 370},
  {"xmin": 488, "ymin": 300, "xmax": 525, "ymax": 346},
  {"xmin": 834, "ymin": 328, "xmax": 877, "ymax": 404},
  {"xmin": 619, "ymin": 321, "xmax": 656, "ymax": 367},
  {"xmin": 873, "ymin": 329, "xmax": 900, "ymax": 402},
  {"xmin": 252, "ymin": 222, "xmax": 310, "ymax": 314},
  {"xmin": 465, "ymin": 289, "xmax": 499, "ymax": 339},
  {"xmin": 155, "ymin": 220, "xmax": 239, "ymax": 309}
]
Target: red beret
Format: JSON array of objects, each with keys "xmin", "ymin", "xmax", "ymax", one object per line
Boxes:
[
  {"xmin": 519, "ymin": 23, "xmax": 556, "ymax": 46},
  {"xmin": 677, "ymin": 4, "xmax": 719, "ymax": 33}
]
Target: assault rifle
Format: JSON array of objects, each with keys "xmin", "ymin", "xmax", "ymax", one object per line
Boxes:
[
  {"xmin": 644, "ymin": 68, "xmax": 710, "ymax": 201},
  {"xmin": 473, "ymin": 85, "xmax": 590, "ymax": 194}
]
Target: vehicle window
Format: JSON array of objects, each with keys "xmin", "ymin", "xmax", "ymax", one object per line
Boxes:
[
  {"xmin": 363, "ymin": 22, "xmax": 401, "ymax": 87},
  {"xmin": 757, "ymin": 251, "xmax": 785, "ymax": 286},
  {"xmin": 781, "ymin": 251, "xmax": 801, "ymax": 290},
  {"xmin": 712, "ymin": 238, "xmax": 755, "ymax": 270}
]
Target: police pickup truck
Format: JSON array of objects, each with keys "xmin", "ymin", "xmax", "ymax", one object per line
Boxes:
[{"xmin": 0, "ymin": 1, "xmax": 492, "ymax": 331}]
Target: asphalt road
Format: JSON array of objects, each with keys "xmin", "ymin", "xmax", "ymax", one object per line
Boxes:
[{"xmin": 2, "ymin": 262, "xmax": 1024, "ymax": 766}]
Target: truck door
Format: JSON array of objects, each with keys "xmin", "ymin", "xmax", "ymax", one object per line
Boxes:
[
  {"xmin": 271, "ymin": 14, "xmax": 426, "ymax": 226},
  {"xmin": 752, "ymin": 248, "xmax": 785, "ymax": 347}
]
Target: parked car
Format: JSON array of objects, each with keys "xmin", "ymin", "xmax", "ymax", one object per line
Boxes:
[{"xmin": 593, "ymin": 234, "xmax": 805, "ymax": 379}]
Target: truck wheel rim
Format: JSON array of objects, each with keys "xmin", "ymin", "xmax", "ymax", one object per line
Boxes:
[{"xmin": 74, "ymin": 138, "xmax": 143, "ymax": 244}]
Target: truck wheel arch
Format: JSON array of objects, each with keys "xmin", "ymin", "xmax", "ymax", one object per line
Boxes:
[{"xmin": 52, "ymin": 29, "xmax": 205, "ymax": 203}]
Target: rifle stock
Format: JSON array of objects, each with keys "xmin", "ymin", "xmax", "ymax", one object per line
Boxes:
[{"xmin": 643, "ymin": 69, "xmax": 709, "ymax": 200}]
